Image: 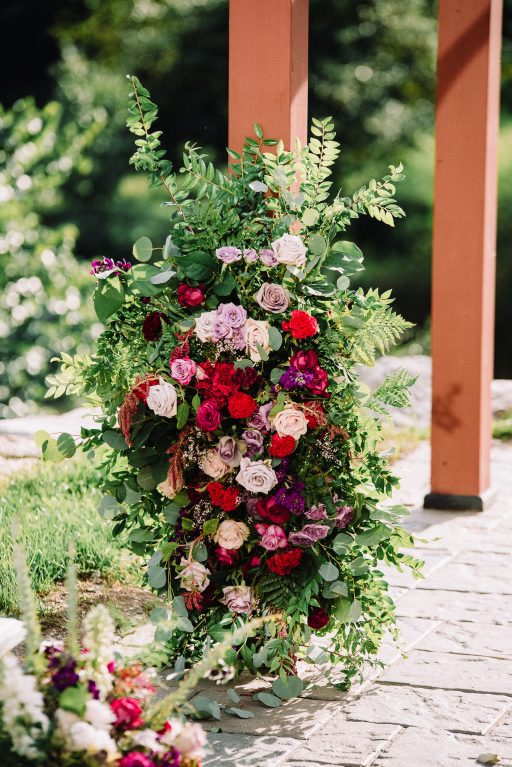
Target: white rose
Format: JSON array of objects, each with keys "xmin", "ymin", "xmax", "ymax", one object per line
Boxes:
[
  {"xmin": 272, "ymin": 405, "xmax": 308, "ymax": 440},
  {"xmin": 178, "ymin": 558, "xmax": 211, "ymax": 592},
  {"xmin": 271, "ymin": 233, "xmax": 307, "ymax": 267},
  {"xmin": 235, "ymin": 457, "xmax": 277, "ymax": 495},
  {"xmin": 63, "ymin": 721, "xmax": 118, "ymax": 757},
  {"xmin": 200, "ymin": 448, "xmax": 231, "ymax": 479},
  {"xmin": 130, "ymin": 729, "xmax": 165, "ymax": 753},
  {"xmin": 194, "ymin": 310, "xmax": 217, "ymax": 342},
  {"xmin": 146, "ymin": 377, "xmax": 178, "ymax": 418},
  {"xmin": 171, "ymin": 721, "xmax": 208, "ymax": 761},
  {"xmin": 214, "ymin": 519, "xmax": 250, "ymax": 550},
  {"xmin": 244, "ymin": 318, "xmax": 271, "ymax": 362},
  {"xmin": 0, "ymin": 618, "xmax": 26, "ymax": 655}
]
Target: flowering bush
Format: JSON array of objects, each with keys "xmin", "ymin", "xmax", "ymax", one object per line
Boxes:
[
  {"xmin": 46, "ymin": 77, "xmax": 422, "ymax": 687},
  {"xmin": 0, "ymin": 608, "xmax": 206, "ymax": 767}
]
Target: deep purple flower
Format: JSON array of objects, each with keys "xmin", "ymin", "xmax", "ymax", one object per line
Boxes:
[
  {"xmin": 90, "ymin": 258, "xmax": 131, "ymax": 276},
  {"xmin": 334, "ymin": 505, "xmax": 354, "ymax": 529},
  {"xmin": 52, "ymin": 659, "xmax": 79, "ymax": 691},
  {"xmin": 275, "ymin": 457, "xmax": 292, "ymax": 483},
  {"xmin": 161, "ymin": 750, "xmax": 181, "ymax": 767},
  {"xmin": 88, "ymin": 679, "xmax": 100, "ymax": 700},
  {"xmin": 44, "ymin": 644, "xmax": 63, "ymax": 668},
  {"xmin": 279, "ymin": 366, "xmax": 314, "ymax": 391},
  {"xmin": 274, "ymin": 483, "xmax": 306, "ymax": 515}
]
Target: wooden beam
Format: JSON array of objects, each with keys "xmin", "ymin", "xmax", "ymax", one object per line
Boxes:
[
  {"xmin": 228, "ymin": 0, "xmax": 309, "ymax": 153},
  {"xmin": 425, "ymin": 0, "xmax": 503, "ymax": 511}
]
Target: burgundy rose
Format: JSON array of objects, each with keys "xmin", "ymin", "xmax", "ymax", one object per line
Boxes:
[
  {"xmin": 177, "ymin": 284, "xmax": 205, "ymax": 308},
  {"xmin": 306, "ymin": 366, "xmax": 329, "ymax": 395},
  {"xmin": 142, "ymin": 311, "xmax": 168, "ymax": 341},
  {"xmin": 110, "ymin": 697, "xmax": 144, "ymax": 730},
  {"xmin": 215, "ymin": 546, "xmax": 239, "ymax": 566},
  {"xmin": 196, "ymin": 399, "xmax": 221, "ymax": 432},
  {"xmin": 256, "ymin": 497, "xmax": 290, "ymax": 524},
  {"xmin": 290, "ymin": 349, "xmax": 318, "ymax": 371},
  {"xmin": 307, "ymin": 607, "xmax": 330, "ymax": 630}
]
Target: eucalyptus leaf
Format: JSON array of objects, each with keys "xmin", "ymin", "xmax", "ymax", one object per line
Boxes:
[
  {"xmin": 255, "ymin": 692, "xmax": 282, "ymax": 708},
  {"xmin": 133, "ymin": 236, "xmax": 153, "ymax": 262}
]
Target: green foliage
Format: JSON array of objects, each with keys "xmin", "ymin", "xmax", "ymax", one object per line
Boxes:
[
  {"xmin": 344, "ymin": 289, "xmax": 413, "ymax": 366},
  {"xmin": 0, "ymin": 98, "xmax": 99, "ymax": 417},
  {"xmin": 369, "ymin": 368, "xmax": 418, "ymax": 412},
  {"xmin": 0, "ymin": 455, "xmax": 125, "ymax": 614}
]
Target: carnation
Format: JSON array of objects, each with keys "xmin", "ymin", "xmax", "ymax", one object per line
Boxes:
[
  {"xmin": 142, "ymin": 311, "xmax": 168, "ymax": 341},
  {"xmin": 269, "ymin": 433, "xmax": 296, "ymax": 458},
  {"xmin": 307, "ymin": 607, "xmax": 330, "ymax": 630},
  {"xmin": 282, "ymin": 309, "xmax": 319, "ymax": 339},
  {"xmin": 267, "ymin": 548, "xmax": 303, "ymax": 576},
  {"xmin": 228, "ymin": 391, "xmax": 258, "ymax": 418}
]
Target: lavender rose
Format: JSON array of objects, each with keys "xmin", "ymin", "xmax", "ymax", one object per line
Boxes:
[
  {"xmin": 248, "ymin": 402, "xmax": 273, "ymax": 432},
  {"xmin": 271, "ymin": 233, "xmax": 307, "ymax": 267},
  {"xmin": 146, "ymin": 377, "xmax": 178, "ymax": 418},
  {"xmin": 255, "ymin": 283, "xmax": 290, "ymax": 314},
  {"xmin": 217, "ymin": 435, "xmax": 242, "ymax": 467},
  {"xmin": 215, "ymin": 246, "xmax": 242, "ymax": 264},
  {"xmin": 216, "ymin": 302, "xmax": 247, "ymax": 328},
  {"xmin": 221, "ymin": 585, "xmax": 255, "ymax": 615},
  {"xmin": 288, "ymin": 524, "xmax": 330, "ymax": 547},
  {"xmin": 259, "ymin": 248, "xmax": 278, "ymax": 267},
  {"xmin": 212, "ymin": 320, "xmax": 233, "ymax": 341},
  {"xmin": 306, "ymin": 503, "xmax": 328, "ymax": 520},
  {"xmin": 334, "ymin": 505, "xmax": 354, "ymax": 529},
  {"xmin": 170, "ymin": 357, "xmax": 196, "ymax": 385},
  {"xmin": 241, "ymin": 429, "xmax": 264, "ymax": 457},
  {"xmin": 235, "ymin": 457, "xmax": 277, "ymax": 494},
  {"xmin": 243, "ymin": 248, "xmax": 258, "ymax": 263},
  {"xmin": 178, "ymin": 558, "xmax": 211, "ymax": 592}
]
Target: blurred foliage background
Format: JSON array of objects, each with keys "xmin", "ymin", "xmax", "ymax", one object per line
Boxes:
[{"xmin": 0, "ymin": 0, "xmax": 511, "ymax": 417}]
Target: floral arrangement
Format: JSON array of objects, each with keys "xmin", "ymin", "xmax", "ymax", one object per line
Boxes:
[
  {"xmin": 0, "ymin": 548, "xmax": 208, "ymax": 767},
  {"xmin": 44, "ymin": 76, "xmax": 422, "ymax": 688}
]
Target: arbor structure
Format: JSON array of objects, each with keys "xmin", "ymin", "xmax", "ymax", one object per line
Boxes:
[{"xmin": 228, "ymin": 0, "xmax": 503, "ymax": 511}]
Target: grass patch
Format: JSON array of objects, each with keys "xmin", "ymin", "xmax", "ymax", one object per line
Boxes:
[
  {"xmin": 0, "ymin": 454, "xmax": 128, "ymax": 616},
  {"xmin": 493, "ymin": 409, "xmax": 512, "ymax": 441}
]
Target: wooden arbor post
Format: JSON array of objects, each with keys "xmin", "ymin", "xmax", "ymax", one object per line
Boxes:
[
  {"xmin": 424, "ymin": 0, "xmax": 503, "ymax": 511},
  {"xmin": 228, "ymin": 0, "xmax": 309, "ymax": 152}
]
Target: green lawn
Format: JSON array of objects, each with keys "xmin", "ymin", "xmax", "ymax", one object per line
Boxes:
[{"xmin": 0, "ymin": 455, "xmax": 127, "ymax": 615}]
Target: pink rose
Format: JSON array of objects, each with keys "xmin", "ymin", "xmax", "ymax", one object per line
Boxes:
[
  {"xmin": 196, "ymin": 400, "xmax": 221, "ymax": 432},
  {"xmin": 119, "ymin": 754, "xmax": 156, "ymax": 767},
  {"xmin": 110, "ymin": 697, "xmax": 143, "ymax": 730},
  {"xmin": 170, "ymin": 357, "xmax": 197, "ymax": 385},
  {"xmin": 255, "ymin": 523, "xmax": 288, "ymax": 550},
  {"xmin": 221, "ymin": 585, "xmax": 254, "ymax": 615}
]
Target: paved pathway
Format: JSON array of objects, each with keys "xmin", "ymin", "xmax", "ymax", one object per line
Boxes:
[{"xmin": 202, "ymin": 442, "xmax": 512, "ymax": 767}]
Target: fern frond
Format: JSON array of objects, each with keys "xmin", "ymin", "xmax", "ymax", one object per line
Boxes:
[
  {"xmin": 257, "ymin": 573, "xmax": 298, "ymax": 611},
  {"xmin": 351, "ymin": 164, "xmax": 406, "ymax": 227},
  {"xmin": 350, "ymin": 308, "xmax": 413, "ymax": 367},
  {"xmin": 368, "ymin": 368, "xmax": 417, "ymax": 413},
  {"xmin": 180, "ymin": 142, "xmax": 233, "ymax": 200}
]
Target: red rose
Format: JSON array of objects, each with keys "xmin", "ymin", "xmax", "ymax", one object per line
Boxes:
[
  {"xmin": 142, "ymin": 311, "xmax": 168, "ymax": 342},
  {"xmin": 110, "ymin": 697, "xmax": 144, "ymax": 730},
  {"xmin": 269, "ymin": 434, "xmax": 296, "ymax": 458},
  {"xmin": 256, "ymin": 497, "xmax": 290, "ymax": 524},
  {"xmin": 307, "ymin": 607, "xmax": 330, "ymax": 630},
  {"xmin": 196, "ymin": 400, "xmax": 221, "ymax": 431},
  {"xmin": 177, "ymin": 284, "xmax": 205, "ymax": 308},
  {"xmin": 228, "ymin": 392, "xmax": 258, "ymax": 419},
  {"xmin": 289, "ymin": 349, "xmax": 318, "ymax": 370},
  {"xmin": 306, "ymin": 366, "xmax": 329, "ymax": 395},
  {"xmin": 267, "ymin": 548, "xmax": 303, "ymax": 576},
  {"xmin": 282, "ymin": 310, "xmax": 319, "ymax": 339}
]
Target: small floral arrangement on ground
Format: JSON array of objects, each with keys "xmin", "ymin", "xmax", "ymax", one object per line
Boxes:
[
  {"xmin": 0, "ymin": 547, "xmax": 208, "ymax": 767},
  {"xmin": 43, "ymin": 76, "xmax": 423, "ymax": 688}
]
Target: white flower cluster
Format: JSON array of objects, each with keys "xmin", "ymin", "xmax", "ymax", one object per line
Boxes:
[
  {"xmin": 56, "ymin": 701, "xmax": 118, "ymax": 760},
  {"xmin": 82, "ymin": 605, "xmax": 115, "ymax": 698},
  {"xmin": 0, "ymin": 654, "xmax": 49, "ymax": 760}
]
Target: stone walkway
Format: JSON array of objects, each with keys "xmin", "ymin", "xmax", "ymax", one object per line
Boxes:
[{"xmin": 203, "ymin": 442, "xmax": 512, "ymax": 767}]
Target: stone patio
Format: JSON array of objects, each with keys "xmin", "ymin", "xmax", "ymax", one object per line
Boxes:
[{"xmin": 202, "ymin": 441, "xmax": 512, "ymax": 767}]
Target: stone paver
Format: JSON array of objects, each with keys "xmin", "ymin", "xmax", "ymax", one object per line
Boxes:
[
  {"xmin": 282, "ymin": 722, "xmax": 402, "ymax": 766},
  {"xmin": 204, "ymin": 734, "xmax": 301, "ymax": 767},
  {"xmin": 343, "ymin": 684, "xmax": 511, "ymax": 735},
  {"xmin": 417, "ymin": 621, "xmax": 512, "ymax": 659},
  {"xmin": 415, "ymin": 552, "xmax": 512, "ymax": 594},
  {"xmin": 396, "ymin": 588, "xmax": 512, "ymax": 624},
  {"xmin": 379, "ymin": 650, "xmax": 512, "ymax": 696},
  {"xmin": 373, "ymin": 727, "xmax": 512, "ymax": 766}
]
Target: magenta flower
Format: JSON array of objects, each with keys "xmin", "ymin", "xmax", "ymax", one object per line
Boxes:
[{"xmin": 255, "ymin": 523, "xmax": 288, "ymax": 550}]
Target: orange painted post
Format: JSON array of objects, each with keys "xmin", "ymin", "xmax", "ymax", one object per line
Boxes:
[
  {"xmin": 228, "ymin": 0, "xmax": 309, "ymax": 153},
  {"xmin": 424, "ymin": 0, "xmax": 503, "ymax": 511}
]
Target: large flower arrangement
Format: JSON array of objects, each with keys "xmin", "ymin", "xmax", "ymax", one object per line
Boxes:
[{"xmin": 45, "ymin": 77, "xmax": 422, "ymax": 687}]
